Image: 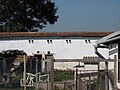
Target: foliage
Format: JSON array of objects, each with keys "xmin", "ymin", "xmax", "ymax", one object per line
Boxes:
[
  {"xmin": 0, "ymin": 0, "xmax": 58, "ymax": 32},
  {"xmin": 54, "ymin": 70, "xmax": 74, "ymax": 81}
]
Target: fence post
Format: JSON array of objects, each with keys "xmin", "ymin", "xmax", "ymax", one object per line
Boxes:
[
  {"xmin": 88, "ymin": 76, "xmax": 91, "ymax": 90},
  {"xmin": 105, "ymin": 62, "xmax": 109, "ymax": 90},
  {"xmin": 24, "ymin": 55, "xmax": 26, "ymax": 90},
  {"xmin": 114, "ymin": 55, "xmax": 117, "ymax": 90},
  {"xmin": 76, "ymin": 69, "xmax": 78, "ymax": 90},
  {"xmin": 51, "ymin": 55, "xmax": 54, "ymax": 90},
  {"xmin": 47, "ymin": 54, "xmax": 54, "ymax": 90},
  {"xmin": 78, "ymin": 70, "xmax": 81, "ymax": 90},
  {"xmin": 98, "ymin": 62, "xmax": 100, "ymax": 90}
]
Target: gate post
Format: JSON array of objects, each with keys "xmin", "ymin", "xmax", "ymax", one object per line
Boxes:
[{"xmin": 45, "ymin": 52, "xmax": 54, "ymax": 90}]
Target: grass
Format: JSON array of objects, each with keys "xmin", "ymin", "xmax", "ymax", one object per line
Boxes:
[
  {"xmin": 0, "ymin": 70, "xmax": 74, "ymax": 89},
  {"xmin": 54, "ymin": 70, "xmax": 74, "ymax": 81}
]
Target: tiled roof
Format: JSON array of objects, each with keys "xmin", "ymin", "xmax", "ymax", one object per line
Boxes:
[{"xmin": 0, "ymin": 32, "xmax": 112, "ymax": 38}]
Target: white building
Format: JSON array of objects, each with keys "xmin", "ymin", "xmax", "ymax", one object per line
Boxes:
[
  {"xmin": 0, "ymin": 32, "xmax": 111, "ymax": 70},
  {"xmin": 96, "ymin": 30, "xmax": 120, "ymax": 90}
]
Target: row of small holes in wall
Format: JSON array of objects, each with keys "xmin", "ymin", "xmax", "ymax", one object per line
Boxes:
[
  {"xmin": 28, "ymin": 40, "xmax": 34, "ymax": 43},
  {"xmin": 28, "ymin": 39, "xmax": 91, "ymax": 44},
  {"xmin": 47, "ymin": 39, "xmax": 91, "ymax": 44},
  {"xmin": 85, "ymin": 40, "xmax": 91, "ymax": 43},
  {"xmin": 47, "ymin": 39, "xmax": 72, "ymax": 44}
]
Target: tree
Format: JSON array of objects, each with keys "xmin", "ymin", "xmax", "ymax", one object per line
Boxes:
[{"xmin": 0, "ymin": 0, "xmax": 58, "ymax": 32}]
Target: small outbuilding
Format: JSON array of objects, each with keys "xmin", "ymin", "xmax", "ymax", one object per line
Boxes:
[{"xmin": 96, "ymin": 30, "xmax": 120, "ymax": 89}]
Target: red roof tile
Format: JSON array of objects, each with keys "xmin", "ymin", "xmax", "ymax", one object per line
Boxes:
[{"xmin": 0, "ymin": 32, "xmax": 112, "ymax": 38}]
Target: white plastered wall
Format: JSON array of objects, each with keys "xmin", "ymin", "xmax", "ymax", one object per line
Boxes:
[{"xmin": 0, "ymin": 39, "xmax": 108, "ymax": 70}]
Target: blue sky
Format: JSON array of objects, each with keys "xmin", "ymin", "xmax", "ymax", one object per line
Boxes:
[{"xmin": 42, "ymin": 0, "xmax": 120, "ymax": 32}]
